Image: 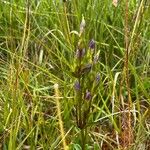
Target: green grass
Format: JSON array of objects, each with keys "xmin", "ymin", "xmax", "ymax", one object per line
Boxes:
[{"xmin": 0, "ymin": 0, "xmax": 150, "ymax": 149}]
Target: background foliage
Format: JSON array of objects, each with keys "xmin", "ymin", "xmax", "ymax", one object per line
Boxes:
[{"xmin": 0, "ymin": 0, "xmax": 149, "ymax": 149}]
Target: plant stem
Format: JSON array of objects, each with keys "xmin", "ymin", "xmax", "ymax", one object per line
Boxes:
[{"xmin": 81, "ymin": 128, "xmax": 86, "ymax": 150}]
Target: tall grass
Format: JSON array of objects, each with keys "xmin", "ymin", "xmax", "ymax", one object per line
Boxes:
[{"xmin": 0, "ymin": 0, "xmax": 150, "ymax": 149}]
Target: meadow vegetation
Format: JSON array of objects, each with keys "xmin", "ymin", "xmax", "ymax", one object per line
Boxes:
[{"xmin": 0, "ymin": 0, "xmax": 150, "ymax": 149}]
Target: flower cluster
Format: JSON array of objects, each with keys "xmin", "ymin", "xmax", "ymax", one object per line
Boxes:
[{"xmin": 73, "ymin": 39, "xmax": 100, "ymax": 98}]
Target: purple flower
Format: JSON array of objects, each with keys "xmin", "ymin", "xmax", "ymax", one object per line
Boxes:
[
  {"xmin": 76, "ymin": 48, "xmax": 85, "ymax": 59},
  {"xmin": 89, "ymin": 39, "xmax": 95, "ymax": 49},
  {"xmin": 74, "ymin": 81, "xmax": 81, "ymax": 91},
  {"xmin": 95, "ymin": 73, "xmax": 100, "ymax": 84},
  {"xmin": 85, "ymin": 90, "xmax": 92, "ymax": 100}
]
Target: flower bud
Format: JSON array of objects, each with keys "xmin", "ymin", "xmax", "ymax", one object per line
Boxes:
[
  {"xmin": 89, "ymin": 39, "xmax": 95, "ymax": 49},
  {"xmin": 95, "ymin": 73, "xmax": 100, "ymax": 84},
  {"xmin": 76, "ymin": 48, "xmax": 85, "ymax": 59},
  {"xmin": 81, "ymin": 64, "xmax": 92, "ymax": 75},
  {"xmin": 85, "ymin": 90, "xmax": 92, "ymax": 101},
  {"xmin": 80, "ymin": 15, "xmax": 86, "ymax": 34},
  {"xmin": 74, "ymin": 81, "xmax": 81, "ymax": 91},
  {"xmin": 93, "ymin": 51, "xmax": 100, "ymax": 63}
]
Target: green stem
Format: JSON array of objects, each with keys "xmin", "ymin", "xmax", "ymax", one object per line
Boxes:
[
  {"xmin": 78, "ymin": 78, "xmax": 82, "ymax": 128},
  {"xmin": 81, "ymin": 129, "xmax": 85, "ymax": 150},
  {"xmin": 81, "ymin": 127, "xmax": 88, "ymax": 150}
]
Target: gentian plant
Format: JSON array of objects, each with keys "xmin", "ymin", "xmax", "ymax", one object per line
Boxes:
[{"xmin": 72, "ymin": 16, "xmax": 100, "ymax": 149}]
